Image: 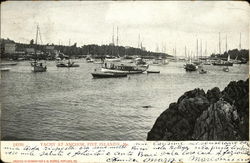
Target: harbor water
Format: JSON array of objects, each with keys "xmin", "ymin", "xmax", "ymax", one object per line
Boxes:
[{"xmin": 1, "ymin": 60, "xmax": 249, "ymax": 140}]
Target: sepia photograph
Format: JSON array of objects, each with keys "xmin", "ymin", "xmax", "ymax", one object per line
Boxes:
[{"xmin": 1, "ymin": 0, "xmax": 249, "ymax": 143}]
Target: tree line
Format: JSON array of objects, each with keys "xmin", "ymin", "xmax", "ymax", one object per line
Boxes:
[
  {"xmin": 211, "ymin": 49, "xmax": 249, "ymax": 61},
  {"xmin": 0, "ymin": 38, "xmax": 171, "ymax": 60}
]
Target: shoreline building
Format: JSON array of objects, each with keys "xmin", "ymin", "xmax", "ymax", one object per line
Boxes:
[{"xmin": 4, "ymin": 43, "xmax": 16, "ymax": 54}]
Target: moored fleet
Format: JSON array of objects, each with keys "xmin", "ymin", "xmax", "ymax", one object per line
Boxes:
[{"xmin": 1, "ymin": 27, "xmax": 248, "ymax": 76}]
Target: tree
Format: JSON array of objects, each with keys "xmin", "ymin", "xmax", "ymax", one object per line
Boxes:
[{"xmin": 30, "ymin": 39, "xmax": 34, "ymax": 45}]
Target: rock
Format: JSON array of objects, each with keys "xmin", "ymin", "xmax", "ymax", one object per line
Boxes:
[
  {"xmin": 147, "ymin": 78, "xmax": 249, "ymax": 141},
  {"xmin": 147, "ymin": 103, "xmax": 179, "ymax": 140},
  {"xmin": 222, "ymin": 79, "xmax": 249, "ymax": 140},
  {"xmin": 177, "ymin": 88, "xmax": 206, "ymax": 103},
  {"xmin": 206, "ymin": 87, "xmax": 221, "ymax": 103},
  {"xmin": 147, "ymin": 89, "xmax": 210, "ymax": 140},
  {"xmin": 192, "ymin": 100, "xmax": 241, "ymax": 140}
]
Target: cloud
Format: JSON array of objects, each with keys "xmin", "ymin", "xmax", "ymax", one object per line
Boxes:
[{"xmin": 1, "ymin": 1, "xmax": 249, "ymax": 52}]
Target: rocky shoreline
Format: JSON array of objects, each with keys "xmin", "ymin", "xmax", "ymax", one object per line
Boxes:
[{"xmin": 147, "ymin": 79, "xmax": 249, "ymax": 141}]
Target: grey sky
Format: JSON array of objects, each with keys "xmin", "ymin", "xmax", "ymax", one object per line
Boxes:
[{"xmin": 1, "ymin": 1, "xmax": 249, "ymax": 56}]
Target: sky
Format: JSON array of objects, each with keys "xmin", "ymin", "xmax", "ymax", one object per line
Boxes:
[{"xmin": 1, "ymin": 1, "xmax": 249, "ymax": 56}]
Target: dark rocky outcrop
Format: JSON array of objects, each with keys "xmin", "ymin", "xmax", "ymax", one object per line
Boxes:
[
  {"xmin": 192, "ymin": 101, "xmax": 241, "ymax": 140},
  {"xmin": 147, "ymin": 79, "xmax": 249, "ymax": 141}
]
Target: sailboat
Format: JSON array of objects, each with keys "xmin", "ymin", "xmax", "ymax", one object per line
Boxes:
[
  {"xmin": 233, "ymin": 33, "xmax": 247, "ymax": 64},
  {"xmin": 192, "ymin": 39, "xmax": 202, "ymax": 65},
  {"xmin": 212, "ymin": 33, "xmax": 233, "ymax": 66},
  {"xmin": 31, "ymin": 25, "xmax": 47, "ymax": 72},
  {"xmin": 212, "ymin": 58, "xmax": 233, "ymax": 66},
  {"xmin": 184, "ymin": 51, "xmax": 198, "ymax": 71},
  {"xmin": 161, "ymin": 58, "xmax": 169, "ymax": 65},
  {"xmin": 184, "ymin": 62, "xmax": 197, "ymax": 71},
  {"xmin": 105, "ymin": 26, "xmax": 121, "ymax": 62}
]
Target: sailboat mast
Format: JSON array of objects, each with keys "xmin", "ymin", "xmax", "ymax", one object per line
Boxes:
[
  {"xmin": 175, "ymin": 45, "xmax": 177, "ymax": 60},
  {"xmin": 117, "ymin": 26, "xmax": 119, "ymax": 56},
  {"xmin": 226, "ymin": 35, "xmax": 230, "ymax": 61},
  {"xmin": 185, "ymin": 46, "xmax": 186, "ymax": 59},
  {"xmin": 112, "ymin": 26, "xmax": 114, "ymax": 45},
  {"xmin": 111, "ymin": 26, "xmax": 114, "ymax": 55},
  {"xmin": 239, "ymin": 33, "xmax": 241, "ymax": 51},
  {"xmin": 225, "ymin": 35, "xmax": 228, "ymax": 53},
  {"xmin": 38, "ymin": 27, "xmax": 43, "ymax": 45},
  {"xmin": 116, "ymin": 26, "xmax": 119, "ymax": 46},
  {"xmin": 138, "ymin": 34, "xmax": 140, "ymax": 48},
  {"xmin": 191, "ymin": 50, "xmax": 193, "ymax": 62},
  {"xmin": 35, "ymin": 26, "xmax": 38, "ymax": 45},
  {"xmin": 35, "ymin": 25, "xmax": 39, "ymax": 59},
  {"xmin": 200, "ymin": 39, "xmax": 202, "ymax": 59},
  {"xmin": 196, "ymin": 39, "xmax": 198, "ymax": 60},
  {"xmin": 219, "ymin": 32, "xmax": 221, "ymax": 54},
  {"xmin": 205, "ymin": 41, "xmax": 207, "ymax": 56}
]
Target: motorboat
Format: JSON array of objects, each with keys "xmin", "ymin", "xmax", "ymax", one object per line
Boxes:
[
  {"xmin": 91, "ymin": 72, "xmax": 127, "ymax": 78},
  {"xmin": 101, "ymin": 62, "xmax": 149, "ymax": 74},
  {"xmin": 31, "ymin": 61, "xmax": 47, "ymax": 72}
]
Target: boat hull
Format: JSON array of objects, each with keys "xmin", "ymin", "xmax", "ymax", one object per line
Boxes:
[
  {"xmin": 233, "ymin": 61, "xmax": 248, "ymax": 64},
  {"xmin": 212, "ymin": 62, "xmax": 233, "ymax": 66},
  {"xmin": 0, "ymin": 62, "xmax": 18, "ymax": 66},
  {"xmin": 147, "ymin": 71, "xmax": 160, "ymax": 73},
  {"xmin": 105, "ymin": 58, "xmax": 121, "ymax": 62},
  {"xmin": 92, "ymin": 72, "xmax": 127, "ymax": 78},
  {"xmin": 56, "ymin": 63, "xmax": 80, "ymax": 67},
  {"xmin": 0, "ymin": 68, "xmax": 11, "ymax": 71},
  {"xmin": 184, "ymin": 64, "xmax": 197, "ymax": 71},
  {"xmin": 101, "ymin": 68, "xmax": 145, "ymax": 74}
]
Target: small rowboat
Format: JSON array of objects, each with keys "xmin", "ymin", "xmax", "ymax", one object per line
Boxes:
[
  {"xmin": 199, "ymin": 69, "xmax": 207, "ymax": 74},
  {"xmin": 91, "ymin": 72, "xmax": 127, "ymax": 78},
  {"xmin": 147, "ymin": 71, "xmax": 160, "ymax": 73},
  {"xmin": 0, "ymin": 67, "xmax": 11, "ymax": 71},
  {"xmin": 223, "ymin": 67, "xmax": 229, "ymax": 72}
]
